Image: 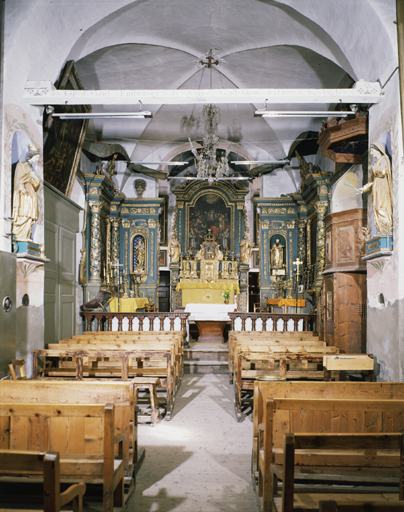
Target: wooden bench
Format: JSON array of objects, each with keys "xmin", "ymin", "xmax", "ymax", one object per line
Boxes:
[
  {"xmin": 33, "ymin": 347, "xmax": 175, "ymax": 420},
  {"xmin": 57, "ymin": 332, "xmax": 184, "ymax": 388},
  {"xmin": 0, "ymin": 379, "xmax": 138, "ymax": 478},
  {"xmin": 0, "ymin": 402, "xmax": 125, "ymax": 512},
  {"xmin": 271, "ymin": 432, "xmax": 404, "ymax": 512},
  {"xmin": 228, "ymin": 331, "xmax": 324, "ymax": 383},
  {"xmin": 0, "ymin": 450, "xmax": 86, "ymax": 512},
  {"xmin": 319, "ymin": 500, "xmax": 404, "ymax": 511},
  {"xmin": 133, "ymin": 377, "xmax": 161, "ymax": 425},
  {"xmin": 234, "ymin": 345, "xmax": 340, "ymax": 420},
  {"xmin": 252, "ymin": 381, "xmax": 404, "ymax": 512}
]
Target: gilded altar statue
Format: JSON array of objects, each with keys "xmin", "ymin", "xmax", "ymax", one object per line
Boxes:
[
  {"xmin": 12, "ymin": 146, "xmax": 41, "ymax": 241},
  {"xmin": 240, "ymin": 233, "xmax": 254, "ymax": 264},
  {"xmin": 168, "ymin": 232, "xmax": 181, "ymax": 262},
  {"xmin": 357, "ymin": 142, "xmax": 393, "ymax": 234}
]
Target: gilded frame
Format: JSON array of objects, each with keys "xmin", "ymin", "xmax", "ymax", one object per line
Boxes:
[{"xmin": 43, "ymin": 61, "xmax": 90, "ymax": 197}]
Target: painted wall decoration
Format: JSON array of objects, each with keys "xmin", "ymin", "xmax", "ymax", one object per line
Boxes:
[{"xmin": 188, "ymin": 194, "xmax": 231, "ymax": 252}]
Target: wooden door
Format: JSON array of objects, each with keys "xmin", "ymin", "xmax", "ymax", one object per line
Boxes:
[{"xmin": 158, "ymin": 271, "xmax": 170, "ymax": 312}]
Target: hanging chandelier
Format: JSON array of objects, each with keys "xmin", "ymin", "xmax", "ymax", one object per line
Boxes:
[{"xmin": 189, "ymin": 104, "xmax": 229, "ymax": 185}]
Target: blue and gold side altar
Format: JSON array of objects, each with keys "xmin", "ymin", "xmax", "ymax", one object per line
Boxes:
[
  {"xmin": 254, "ymin": 168, "xmax": 331, "ymax": 305},
  {"xmin": 80, "ymin": 173, "xmax": 163, "ymax": 309}
]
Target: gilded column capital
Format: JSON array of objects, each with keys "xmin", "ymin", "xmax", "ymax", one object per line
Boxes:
[
  {"xmin": 89, "ymin": 201, "xmax": 102, "ymax": 213},
  {"xmin": 314, "ymin": 201, "xmax": 328, "ymax": 216},
  {"xmin": 111, "ymin": 217, "xmax": 121, "ymax": 228},
  {"xmin": 148, "ymin": 219, "xmax": 157, "ymax": 228},
  {"xmin": 297, "ymin": 218, "xmax": 308, "ymax": 228}
]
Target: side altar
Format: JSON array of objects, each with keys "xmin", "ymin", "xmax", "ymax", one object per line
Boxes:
[{"xmin": 176, "ymin": 230, "xmax": 240, "ymax": 306}]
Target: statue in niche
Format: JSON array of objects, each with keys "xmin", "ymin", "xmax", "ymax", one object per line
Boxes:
[
  {"xmin": 135, "ymin": 238, "xmax": 145, "ymax": 272},
  {"xmin": 270, "ymin": 239, "xmax": 284, "ymax": 268},
  {"xmin": 12, "ymin": 146, "xmax": 41, "ymax": 241},
  {"xmin": 168, "ymin": 232, "xmax": 181, "ymax": 263},
  {"xmin": 356, "ymin": 142, "xmax": 393, "ymax": 234},
  {"xmin": 240, "ymin": 233, "xmax": 254, "ymax": 264}
]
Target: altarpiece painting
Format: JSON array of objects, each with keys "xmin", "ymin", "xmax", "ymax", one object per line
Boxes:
[{"xmin": 188, "ymin": 194, "xmax": 231, "ymax": 253}]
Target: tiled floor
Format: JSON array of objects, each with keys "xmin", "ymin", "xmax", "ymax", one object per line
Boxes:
[{"xmin": 126, "ymin": 373, "xmax": 259, "ymax": 512}]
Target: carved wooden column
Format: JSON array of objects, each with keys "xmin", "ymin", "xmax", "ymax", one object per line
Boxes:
[
  {"xmin": 314, "ymin": 202, "xmax": 328, "ymax": 288},
  {"xmin": 111, "ymin": 218, "xmax": 120, "ymax": 283},
  {"xmin": 297, "ymin": 219, "xmax": 307, "ymax": 263},
  {"xmin": 89, "ymin": 201, "xmax": 102, "ymax": 283}
]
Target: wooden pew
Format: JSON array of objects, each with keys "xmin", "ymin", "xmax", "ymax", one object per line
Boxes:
[
  {"xmin": 271, "ymin": 432, "xmax": 404, "ymax": 512},
  {"xmin": 0, "ymin": 379, "xmax": 138, "ymax": 478},
  {"xmin": 234, "ymin": 345, "xmax": 340, "ymax": 419},
  {"xmin": 252, "ymin": 381, "xmax": 404, "ymax": 512},
  {"xmin": 0, "ymin": 450, "xmax": 86, "ymax": 512},
  {"xmin": 33, "ymin": 347, "xmax": 175, "ymax": 420},
  {"xmin": 319, "ymin": 500, "xmax": 404, "ymax": 511},
  {"xmin": 0, "ymin": 403, "xmax": 124, "ymax": 512},
  {"xmin": 228, "ymin": 331, "xmax": 324, "ymax": 383},
  {"xmin": 53, "ymin": 335, "xmax": 183, "ymax": 389}
]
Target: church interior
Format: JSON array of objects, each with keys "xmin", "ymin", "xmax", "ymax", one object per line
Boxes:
[{"xmin": 1, "ymin": 0, "xmax": 404, "ymax": 510}]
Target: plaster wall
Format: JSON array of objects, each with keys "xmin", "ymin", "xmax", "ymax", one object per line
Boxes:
[{"xmin": 366, "ymin": 70, "xmax": 404, "ymax": 381}]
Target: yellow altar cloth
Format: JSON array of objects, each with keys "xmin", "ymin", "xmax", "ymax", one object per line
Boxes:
[
  {"xmin": 176, "ymin": 282, "xmax": 240, "ymax": 306},
  {"xmin": 267, "ymin": 298, "xmax": 306, "ymax": 308},
  {"xmin": 109, "ymin": 297, "xmax": 149, "ymax": 312}
]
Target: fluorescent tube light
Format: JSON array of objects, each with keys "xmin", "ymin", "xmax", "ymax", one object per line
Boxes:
[
  {"xmin": 132, "ymin": 162, "xmax": 186, "ymax": 165},
  {"xmin": 231, "ymin": 160, "xmax": 289, "ymax": 165},
  {"xmin": 52, "ymin": 111, "xmax": 153, "ymax": 119},
  {"xmin": 254, "ymin": 110, "xmax": 353, "ymax": 118}
]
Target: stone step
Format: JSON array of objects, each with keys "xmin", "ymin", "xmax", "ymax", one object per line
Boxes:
[
  {"xmin": 184, "ymin": 360, "xmax": 229, "ymax": 375},
  {"xmin": 183, "ymin": 349, "xmax": 229, "ymax": 362},
  {"xmin": 183, "ymin": 342, "xmax": 229, "ymax": 374}
]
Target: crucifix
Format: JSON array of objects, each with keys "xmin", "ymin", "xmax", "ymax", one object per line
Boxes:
[{"xmin": 293, "ymin": 257, "xmax": 303, "ymax": 313}]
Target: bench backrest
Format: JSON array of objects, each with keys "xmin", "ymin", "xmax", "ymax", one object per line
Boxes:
[
  {"xmin": 0, "ymin": 380, "xmax": 136, "ymax": 476},
  {"xmin": 0, "ymin": 402, "xmax": 114, "ymax": 457}
]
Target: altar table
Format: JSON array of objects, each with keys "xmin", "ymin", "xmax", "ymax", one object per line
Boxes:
[
  {"xmin": 185, "ymin": 303, "xmax": 236, "ymax": 343},
  {"xmin": 267, "ymin": 298, "xmax": 306, "ymax": 313},
  {"xmin": 176, "ymin": 282, "xmax": 240, "ymax": 307},
  {"xmin": 109, "ymin": 297, "xmax": 149, "ymax": 312}
]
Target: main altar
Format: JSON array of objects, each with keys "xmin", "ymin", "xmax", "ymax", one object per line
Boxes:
[{"xmin": 176, "ymin": 230, "xmax": 240, "ymax": 306}]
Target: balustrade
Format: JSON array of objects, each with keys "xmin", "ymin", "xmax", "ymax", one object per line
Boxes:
[
  {"xmin": 228, "ymin": 312, "xmax": 317, "ymax": 333},
  {"xmin": 80, "ymin": 311, "xmax": 189, "ymax": 333}
]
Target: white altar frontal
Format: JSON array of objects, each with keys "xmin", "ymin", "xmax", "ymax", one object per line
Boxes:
[{"xmin": 185, "ymin": 303, "xmax": 236, "ymax": 343}]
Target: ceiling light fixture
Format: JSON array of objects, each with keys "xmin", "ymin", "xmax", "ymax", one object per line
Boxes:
[
  {"xmin": 52, "ymin": 111, "xmax": 153, "ymax": 120},
  {"xmin": 132, "ymin": 161, "xmax": 185, "ymax": 165},
  {"xmin": 167, "ymin": 176, "xmax": 247, "ymax": 181},
  {"xmin": 231, "ymin": 160, "xmax": 289, "ymax": 165},
  {"xmin": 254, "ymin": 110, "xmax": 354, "ymax": 118},
  {"xmin": 189, "ymin": 104, "xmax": 230, "ymax": 185}
]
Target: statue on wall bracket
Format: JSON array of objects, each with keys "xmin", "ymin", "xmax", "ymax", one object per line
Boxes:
[
  {"xmin": 356, "ymin": 142, "xmax": 393, "ymax": 235},
  {"xmin": 12, "ymin": 145, "xmax": 41, "ymax": 242}
]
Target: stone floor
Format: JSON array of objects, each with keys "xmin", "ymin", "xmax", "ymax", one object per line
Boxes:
[{"xmin": 126, "ymin": 373, "xmax": 259, "ymax": 512}]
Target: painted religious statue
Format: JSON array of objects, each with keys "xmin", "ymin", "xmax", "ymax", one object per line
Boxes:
[
  {"xmin": 270, "ymin": 239, "xmax": 284, "ymax": 267},
  {"xmin": 135, "ymin": 238, "xmax": 145, "ymax": 272},
  {"xmin": 12, "ymin": 146, "xmax": 41, "ymax": 241},
  {"xmin": 240, "ymin": 232, "xmax": 254, "ymax": 264},
  {"xmin": 168, "ymin": 232, "xmax": 181, "ymax": 263},
  {"xmin": 357, "ymin": 142, "xmax": 393, "ymax": 234}
]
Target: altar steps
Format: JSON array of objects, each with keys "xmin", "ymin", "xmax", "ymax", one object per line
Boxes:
[{"xmin": 184, "ymin": 343, "xmax": 229, "ymax": 374}]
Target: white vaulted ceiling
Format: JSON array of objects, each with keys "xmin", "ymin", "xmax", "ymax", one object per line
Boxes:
[{"xmin": 45, "ymin": 0, "xmax": 396, "ymax": 178}]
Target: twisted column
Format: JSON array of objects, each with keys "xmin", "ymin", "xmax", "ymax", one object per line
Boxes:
[
  {"xmin": 314, "ymin": 202, "xmax": 328, "ymax": 277},
  {"xmin": 89, "ymin": 201, "xmax": 102, "ymax": 282}
]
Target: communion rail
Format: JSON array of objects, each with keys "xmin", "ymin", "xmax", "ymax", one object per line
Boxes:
[
  {"xmin": 80, "ymin": 311, "xmax": 190, "ymax": 332},
  {"xmin": 227, "ymin": 312, "xmax": 317, "ymax": 333}
]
